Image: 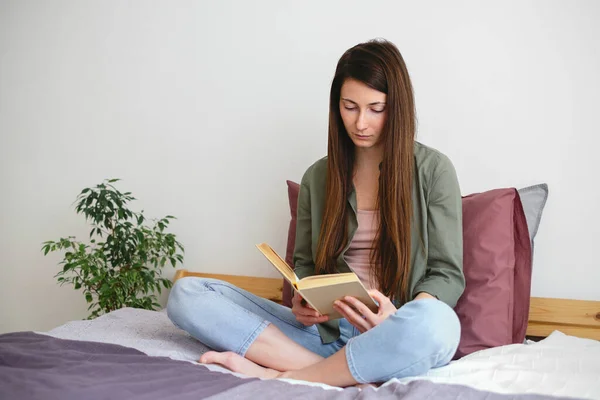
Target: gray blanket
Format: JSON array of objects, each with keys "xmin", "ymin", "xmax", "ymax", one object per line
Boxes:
[{"xmin": 0, "ymin": 332, "xmax": 572, "ymax": 399}]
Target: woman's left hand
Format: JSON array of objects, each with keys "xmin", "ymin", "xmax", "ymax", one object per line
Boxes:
[{"xmin": 333, "ymin": 289, "xmax": 397, "ymax": 333}]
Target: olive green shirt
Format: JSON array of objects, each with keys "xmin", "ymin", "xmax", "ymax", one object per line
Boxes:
[{"xmin": 293, "ymin": 141, "xmax": 465, "ymax": 344}]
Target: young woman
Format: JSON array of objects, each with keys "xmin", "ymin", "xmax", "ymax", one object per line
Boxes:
[{"xmin": 167, "ymin": 39, "xmax": 465, "ymax": 387}]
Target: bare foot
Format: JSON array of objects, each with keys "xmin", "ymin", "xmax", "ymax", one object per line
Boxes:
[
  {"xmin": 199, "ymin": 351, "xmax": 281, "ymax": 379},
  {"xmin": 355, "ymin": 382, "xmax": 379, "ymax": 390}
]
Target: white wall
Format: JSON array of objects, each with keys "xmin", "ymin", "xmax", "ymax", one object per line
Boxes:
[{"xmin": 1, "ymin": 0, "xmax": 598, "ymax": 333}]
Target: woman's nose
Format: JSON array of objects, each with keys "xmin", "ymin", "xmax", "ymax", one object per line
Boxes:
[{"xmin": 356, "ymin": 112, "xmax": 368, "ymax": 131}]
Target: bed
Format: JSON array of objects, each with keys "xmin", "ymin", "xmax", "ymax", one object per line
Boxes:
[{"xmin": 2, "ymin": 270, "xmax": 598, "ymax": 400}]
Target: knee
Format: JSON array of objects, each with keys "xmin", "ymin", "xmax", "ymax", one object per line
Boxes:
[
  {"xmin": 413, "ymin": 299, "xmax": 461, "ymax": 365},
  {"xmin": 166, "ymin": 277, "xmax": 211, "ymax": 328},
  {"xmin": 387, "ymin": 299, "xmax": 460, "ymax": 376},
  {"xmin": 168, "ymin": 277, "xmax": 207, "ymax": 304}
]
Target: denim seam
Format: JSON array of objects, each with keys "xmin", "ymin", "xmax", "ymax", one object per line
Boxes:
[
  {"xmin": 345, "ymin": 338, "xmax": 368, "ymax": 384},
  {"xmin": 237, "ymin": 320, "xmax": 269, "ymax": 357},
  {"xmin": 210, "ymin": 282, "xmax": 321, "ymax": 338}
]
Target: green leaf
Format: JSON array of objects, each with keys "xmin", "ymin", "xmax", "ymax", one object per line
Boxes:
[
  {"xmin": 45, "ymin": 179, "xmax": 184, "ymax": 318},
  {"xmin": 108, "ymin": 178, "xmax": 120, "ymax": 183}
]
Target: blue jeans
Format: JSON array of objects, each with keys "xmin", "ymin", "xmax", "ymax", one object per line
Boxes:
[{"xmin": 167, "ymin": 277, "xmax": 460, "ymax": 383}]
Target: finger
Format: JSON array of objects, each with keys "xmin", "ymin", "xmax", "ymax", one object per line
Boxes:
[
  {"xmin": 292, "ymin": 292, "xmax": 301, "ymax": 306},
  {"xmin": 297, "ymin": 306, "xmax": 322, "ymax": 318},
  {"xmin": 367, "ymin": 289, "xmax": 382, "ymax": 298},
  {"xmin": 343, "ymin": 296, "xmax": 377, "ymax": 321},
  {"xmin": 367, "ymin": 289, "xmax": 387, "ymax": 304},
  {"xmin": 334, "ymin": 300, "xmax": 370, "ymax": 332},
  {"xmin": 292, "ymin": 295, "xmax": 315, "ymax": 313},
  {"xmin": 300, "ymin": 298, "xmax": 317, "ymax": 312},
  {"xmin": 314, "ymin": 315, "xmax": 329, "ymax": 323},
  {"xmin": 298, "ymin": 318, "xmax": 315, "ymax": 326},
  {"xmin": 301, "ymin": 299, "xmax": 315, "ymax": 310},
  {"xmin": 294, "ymin": 293, "xmax": 315, "ymax": 310},
  {"xmin": 298, "ymin": 315, "xmax": 328, "ymax": 326}
]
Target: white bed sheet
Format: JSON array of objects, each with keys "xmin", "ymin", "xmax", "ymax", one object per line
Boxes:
[
  {"xmin": 43, "ymin": 308, "xmax": 600, "ymax": 399},
  {"xmin": 394, "ymin": 331, "xmax": 600, "ymax": 399}
]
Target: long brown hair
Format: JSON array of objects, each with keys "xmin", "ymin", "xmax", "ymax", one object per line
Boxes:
[{"xmin": 315, "ymin": 39, "xmax": 416, "ymax": 304}]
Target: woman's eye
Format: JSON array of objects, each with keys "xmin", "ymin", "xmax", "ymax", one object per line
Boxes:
[
  {"xmin": 371, "ymin": 108, "xmax": 385, "ymax": 114},
  {"xmin": 344, "ymin": 106, "xmax": 357, "ymax": 111}
]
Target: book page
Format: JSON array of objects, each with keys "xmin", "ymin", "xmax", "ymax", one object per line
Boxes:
[
  {"xmin": 255, "ymin": 243, "xmax": 298, "ymax": 287},
  {"xmin": 300, "ymin": 272, "xmax": 358, "ymax": 286},
  {"xmin": 299, "ymin": 280, "xmax": 378, "ymax": 319}
]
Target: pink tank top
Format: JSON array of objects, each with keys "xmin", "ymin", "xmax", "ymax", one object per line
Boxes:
[{"xmin": 344, "ymin": 209, "xmax": 379, "ymax": 290}]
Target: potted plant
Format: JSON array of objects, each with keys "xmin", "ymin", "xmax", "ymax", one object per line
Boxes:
[{"xmin": 42, "ymin": 179, "xmax": 185, "ymax": 319}]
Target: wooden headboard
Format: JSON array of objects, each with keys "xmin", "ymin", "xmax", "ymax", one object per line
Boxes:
[{"xmin": 173, "ymin": 269, "xmax": 600, "ymax": 341}]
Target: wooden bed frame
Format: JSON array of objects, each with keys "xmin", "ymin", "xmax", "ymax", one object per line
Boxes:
[{"xmin": 173, "ymin": 270, "xmax": 600, "ymax": 341}]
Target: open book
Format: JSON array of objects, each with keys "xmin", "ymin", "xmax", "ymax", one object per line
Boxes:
[{"xmin": 256, "ymin": 243, "xmax": 378, "ymax": 320}]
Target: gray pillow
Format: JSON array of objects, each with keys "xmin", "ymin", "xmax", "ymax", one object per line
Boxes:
[
  {"xmin": 517, "ymin": 183, "xmax": 548, "ymax": 343},
  {"xmin": 517, "ymin": 183, "xmax": 549, "ymax": 251}
]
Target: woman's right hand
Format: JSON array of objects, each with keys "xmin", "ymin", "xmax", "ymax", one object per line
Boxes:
[{"xmin": 291, "ymin": 291, "xmax": 329, "ymax": 326}]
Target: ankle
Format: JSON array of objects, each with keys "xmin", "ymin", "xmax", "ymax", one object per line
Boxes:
[{"xmin": 277, "ymin": 370, "xmax": 293, "ymax": 380}]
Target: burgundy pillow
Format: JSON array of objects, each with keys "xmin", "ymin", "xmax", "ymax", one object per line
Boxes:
[
  {"xmin": 282, "ymin": 180, "xmax": 300, "ymax": 308},
  {"xmin": 454, "ymin": 188, "xmax": 532, "ymax": 358},
  {"xmin": 283, "ymin": 181, "xmax": 532, "ymax": 357}
]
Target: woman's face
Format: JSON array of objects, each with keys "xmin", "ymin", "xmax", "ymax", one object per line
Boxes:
[{"xmin": 339, "ymin": 78, "xmax": 387, "ymax": 150}]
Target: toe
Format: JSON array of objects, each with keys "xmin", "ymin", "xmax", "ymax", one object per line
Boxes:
[{"xmin": 199, "ymin": 351, "xmax": 222, "ymax": 364}]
